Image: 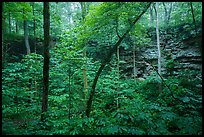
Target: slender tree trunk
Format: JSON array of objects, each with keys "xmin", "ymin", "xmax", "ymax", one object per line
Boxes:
[
  {"xmin": 32, "ymin": 2, "xmax": 36, "ymax": 53},
  {"xmin": 68, "ymin": 66, "xmax": 71, "ymax": 120},
  {"xmin": 190, "ymin": 2, "xmax": 197, "ymax": 35},
  {"xmin": 32, "ymin": 2, "xmax": 37, "ymax": 97},
  {"xmin": 133, "ymin": 43, "xmax": 136, "ymax": 81},
  {"xmin": 3, "ymin": 4, "xmax": 8, "ymax": 67},
  {"xmin": 149, "ymin": 4, "xmax": 154, "ymax": 27},
  {"xmin": 80, "ymin": 2, "xmax": 89, "ymax": 100},
  {"xmin": 85, "ymin": 2, "xmax": 151, "ymax": 117},
  {"xmin": 116, "ymin": 16, "xmax": 121, "ymax": 38},
  {"xmin": 155, "ymin": 2, "xmax": 162, "ymax": 93},
  {"xmin": 41, "ymin": 2, "xmax": 50, "ymax": 123},
  {"xmin": 162, "ymin": 3, "xmax": 168, "ymax": 24},
  {"xmin": 2, "ymin": 3, "xmax": 4, "ymax": 66},
  {"xmin": 23, "ymin": 9, "xmax": 31, "ymax": 55},
  {"xmin": 24, "ymin": 9, "xmax": 32, "ymax": 101},
  {"xmin": 149, "ymin": 3, "xmax": 154, "ymax": 45},
  {"xmin": 9, "ymin": 11, "xmax": 11, "ymax": 33},
  {"xmin": 24, "ymin": 20, "xmax": 30, "ymax": 54},
  {"xmin": 116, "ymin": 46, "xmax": 120, "ymax": 109},
  {"xmin": 15, "ymin": 20, "xmax": 18, "ymax": 33},
  {"xmin": 83, "ymin": 48, "xmax": 88, "ymax": 100},
  {"xmin": 162, "ymin": 2, "xmax": 173, "ymax": 29},
  {"xmin": 167, "ymin": 3, "xmax": 173, "ymax": 25}
]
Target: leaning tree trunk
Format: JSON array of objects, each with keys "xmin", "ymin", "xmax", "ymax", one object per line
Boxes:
[
  {"xmin": 155, "ymin": 2, "xmax": 162, "ymax": 93},
  {"xmin": 85, "ymin": 2, "xmax": 151, "ymax": 117},
  {"xmin": 41, "ymin": 2, "xmax": 50, "ymax": 123}
]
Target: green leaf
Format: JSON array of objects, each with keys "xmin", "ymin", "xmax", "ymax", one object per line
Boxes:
[{"xmin": 181, "ymin": 96, "xmax": 190, "ymax": 103}]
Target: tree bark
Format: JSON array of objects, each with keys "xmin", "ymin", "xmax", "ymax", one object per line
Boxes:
[
  {"xmin": 162, "ymin": 2, "xmax": 173, "ymax": 27},
  {"xmin": 155, "ymin": 2, "xmax": 162, "ymax": 93},
  {"xmin": 85, "ymin": 2, "xmax": 151, "ymax": 117},
  {"xmin": 32, "ymin": 2, "xmax": 36, "ymax": 53},
  {"xmin": 23, "ymin": 8, "xmax": 31, "ymax": 102},
  {"xmin": 15, "ymin": 20, "xmax": 18, "ymax": 33},
  {"xmin": 190, "ymin": 2, "xmax": 197, "ymax": 35},
  {"xmin": 68, "ymin": 67, "xmax": 71, "ymax": 120},
  {"xmin": 83, "ymin": 49, "xmax": 88, "ymax": 100},
  {"xmin": 23, "ymin": 9, "xmax": 31, "ymax": 55},
  {"xmin": 41, "ymin": 2, "xmax": 50, "ymax": 123},
  {"xmin": 167, "ymin": 3, "xmax": 173, "ymax": 24},
  {"xmin": 80, "ymin": 2, "xmax": 89, "ymax": 100},
  {"xmin": 9, "ymin": 11, "xmax": 11, "ymax": 33},
  {"xmin": 133, "ymin": 42, "xmax": 136, "ymax": 81},
  {"xmin": 149, "ymin": 3, "xmax": 155, "ymax": 45},
  {"xmin": 149, "ymin": 4, "xmax": 154, "ymax": 27},
  {"xmin": 24, "ymin": 20, "xmax": 30, "ymax": 54},
  {"xmin": 116, "ymin": 16, "xmax": 121, "ymax": 38},
  {"xmin": 116, "ymin": 46, "xmax": 120, "ymax": 109},
  {"xmin": 2, "ymin": 3, "xmax": 4, "ymax": 66},
  {"xmin": 162, "ymin": 2, "xmax": 168, "ymax": 25}
]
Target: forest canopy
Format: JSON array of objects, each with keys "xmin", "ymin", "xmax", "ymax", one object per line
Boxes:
[{"xmin": 2, "ymin": 2, "xmax": 202, "ymax": 135}]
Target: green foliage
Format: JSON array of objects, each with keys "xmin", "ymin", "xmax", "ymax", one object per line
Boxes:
[{"xmin": 2, "ymin": 2, "xmax": 202, "ymax": 135}]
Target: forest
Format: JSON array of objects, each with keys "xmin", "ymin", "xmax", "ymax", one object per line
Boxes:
[{"xmin": 2, "ymin": 2, "xmax": 202, "ymax": 135}]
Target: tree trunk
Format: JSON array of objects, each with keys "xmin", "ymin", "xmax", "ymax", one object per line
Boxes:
[
  {"xmin": 155, "ymin": 2, "xmax": 162, "ymax": 93},
  {"xmin": 162, "ymin": 2, "xmax": 168, "ymax": 24},
  {"xmin": 41, "ymin": 2, "xmax": 50, "ymax": 123},
  {"xmin": 23, "ymin": 9, "xmax": 31, "ymax": 55},
  {"xmin": 149, "ymin": 3, "xmax": 154, "ymax": 45},
  {"xmin": 15, "ymin": 20, "xmax": 18, "ymax": 33},
  {"xmin": 162, "ymin": 2, "xmax": 173, "ymax": 28},
  {"xmin": 167, "ymin": 3, "xmax": 173, "ymax": 25},
  {"xmin": 23, "ymin": 8, "xmax": 32, "ymax": 102},
  {"xmin": 24, "ymin": 20, "xmax": 30, "ymax": 54},
  {"xmin": 32, "ymin": 2, "xmax": 36, "ymax": 53},
  {"xmin": 68, "ymin": 66, "xmax": 71, "ymax": 120},
  {"xmin": 80, "ymin": 2, "xmax": 86, "ymax": 21},
  {"xmin": 2, "ymin": 3, "xmax": 4, "ymax": 66},
  {"xmin": 116, "ymin": 16, "xmax": 121, "ymax": 38},
  {"xmin": 83, "ymin": 48, "xmax": 88, "ymax": 100},
  {"xmin": 149, "ymin": 4, "xmax": 154, "ymax": 27},
  {"xmin": 80, "ymin": 2, "xmax": 89, "ymax": 100},
  {"xmin": 9, "ymin": 11, "xmax": 11, "ymax": 33},
  {"xmin": 116, "ymin": 46, "xmax": 120, "ymax": 109},
  {"xmin": 32, "ymin": 2, "xmax": 37, "ymax": 97},
  {"xmin": 190, "ymin": 2, "xmax": 197, "ymax": 35},
  {"xmin": 85, "ymin": 2, "xmax": 151, "ymax": 117},
  {"xmin": 133, "ymin": 43, "xmax": 136, "ymax": 81}
]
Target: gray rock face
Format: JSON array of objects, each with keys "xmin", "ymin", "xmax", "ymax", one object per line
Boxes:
[{"xmin": 120, "ymin": 29, "xmax": 202, "ymax": 79}]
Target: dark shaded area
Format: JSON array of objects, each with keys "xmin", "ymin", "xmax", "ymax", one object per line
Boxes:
[{"xmin": 3, "ymin": 33, "xmax": 57, "ymax": 62}]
